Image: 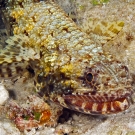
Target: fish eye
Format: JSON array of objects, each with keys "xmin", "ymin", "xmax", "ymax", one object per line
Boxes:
[{"xmin": 85, "ymin": 72, "xmax": 93, "ymax": 82}]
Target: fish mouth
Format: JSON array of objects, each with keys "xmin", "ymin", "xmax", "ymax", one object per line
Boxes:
[
  {"xmin": 62, "ymin": 94, "xmax": 130, "ymax": 115},
  {"xmin": 51, "ymin": 86, "xmax": 133, "ymax": 115},
  {"xmin": 73, "ymin": 85, "xmax": 133, "ymax": 102}
]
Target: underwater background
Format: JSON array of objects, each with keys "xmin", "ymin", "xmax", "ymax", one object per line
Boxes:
[{"xmin": 1, "ymin": 0, "xmax": 135, "ymax": 134}]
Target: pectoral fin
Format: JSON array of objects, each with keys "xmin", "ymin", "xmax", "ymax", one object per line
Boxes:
[
  {"xmin": 0, "ymin": 35, "xmax": 40, "ymax": 78},
  {"xmin": 82, "ymin": 20, "xmax": 124, "ymax": 45}
]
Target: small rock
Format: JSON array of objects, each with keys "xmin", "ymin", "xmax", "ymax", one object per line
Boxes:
[{"xmin": 0, "ymin": 83, "xmax": 9, "ymax": 105}]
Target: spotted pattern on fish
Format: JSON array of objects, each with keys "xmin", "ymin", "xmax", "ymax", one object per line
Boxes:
[{"xmin": 0, "ymin": 0, "xmax": 133, "ymax": 115}]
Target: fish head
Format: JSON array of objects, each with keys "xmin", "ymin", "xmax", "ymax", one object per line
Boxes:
[{"xmin": 45, "ymin": 59, "xmax": 133, "ymax": 115}]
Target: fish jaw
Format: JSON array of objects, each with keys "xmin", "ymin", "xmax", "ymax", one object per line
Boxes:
[{"xmin": 54, "ymin": 94, "xmax": 130, "ymax": 115}]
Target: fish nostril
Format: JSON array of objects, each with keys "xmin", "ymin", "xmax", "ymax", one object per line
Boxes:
[{"xmin": 85, "ymin": 72, "xmax": 93, "ymax": 82}]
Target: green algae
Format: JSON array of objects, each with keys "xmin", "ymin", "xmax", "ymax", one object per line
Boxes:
[{"xmin": 92, "ymin": 0, "xmax": 109, "ymax": 5}]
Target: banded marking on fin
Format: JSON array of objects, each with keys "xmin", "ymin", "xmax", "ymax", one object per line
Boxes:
[
  {"xmin": 82, "ymin": 20, "xmax": 124, "ymax": 45},
  {"xmin": 0, "ymin": 61, "xmax": 29, "ymax": 78},
  {"xmin": 0, "ymin": 34, "xmax": 40, "ymax": 64},
  {"xmin": 0, "ymin": 34, "xmax": 40, "ymax": 78}
]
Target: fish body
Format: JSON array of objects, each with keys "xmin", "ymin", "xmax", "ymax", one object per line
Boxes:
[{"xmin": 0, "ymin": 0, "xmax": 133, "ymax": 114}]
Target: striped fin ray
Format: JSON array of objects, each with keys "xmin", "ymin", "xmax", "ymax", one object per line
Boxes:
[
  {"xmin": 0, "ymin": 35, "xmax": 40, "ymax": 64},
  {"xmin": 82, "ymin": 20, "xmax": 124, "ymax": 45},
  {"xmin": 0, "ymin": 35, "xmax": 40, "ymax": 78},
  {"xmin": 0, "ymin": 61, "xmax": 29, "ymax": 78}
]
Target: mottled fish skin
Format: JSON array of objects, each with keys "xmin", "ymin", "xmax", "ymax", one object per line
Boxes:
[{"xmin": 0, "ymin": 0, "xmax": 133, "ymax": 114}]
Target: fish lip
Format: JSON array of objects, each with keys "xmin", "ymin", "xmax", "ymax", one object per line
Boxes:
[
  {"xmin": 62, "ymin": 94, "xmax": 131, "ymax": 115},
  {"xmin": 65, "ymin": 86, "xmax": 133, "ymax": 103}
]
